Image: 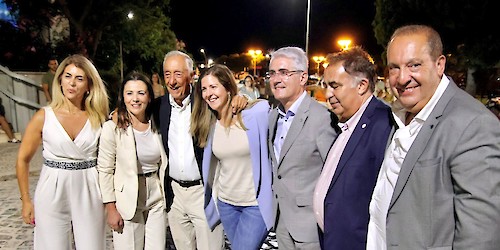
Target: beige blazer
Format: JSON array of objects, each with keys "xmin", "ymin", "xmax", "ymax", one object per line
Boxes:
[{"xmin": 97, "ymin": 120, "xmax": 168, "ymax": 220}]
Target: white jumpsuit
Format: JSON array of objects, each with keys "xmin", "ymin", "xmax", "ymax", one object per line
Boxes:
[{"xmin": 33, "ymin": 107, "xmax": 106, "ymax": 250}]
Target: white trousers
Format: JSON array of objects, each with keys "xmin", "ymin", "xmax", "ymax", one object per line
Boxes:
[
  {"xmin": 34, "ymin": 166, "xmax": 106, "ymax": 250},
  {"xmin": 112, "ymin": 174, "xmax": 167, "ymax": 250},
  {"xmin": 168, "ymin": 181, "xmax": 224, "ymax": 250}
]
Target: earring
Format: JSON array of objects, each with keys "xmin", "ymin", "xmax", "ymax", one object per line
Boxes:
[{"xmin": 86, "ymin": 91, "xmax": 90, "ymax": 95}]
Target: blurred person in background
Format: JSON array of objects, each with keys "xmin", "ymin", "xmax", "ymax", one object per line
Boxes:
[
  {"xmin": 41, "ymin": 57, "xmax": 59, "ymax": 103},
  {"xmin": 238, "ymin": 75, "xmax": 260, "ymax": 100},
  {"xmin": 0, "ymin": 97, "xmax": 21, "ymax": 143},
  {"xmin": 16, "ymin": 54, "xmax": 109, "ymax": 249},
  {"xmin": 152, "ymin": 72, "xmax": 165, "ymax": 98}
]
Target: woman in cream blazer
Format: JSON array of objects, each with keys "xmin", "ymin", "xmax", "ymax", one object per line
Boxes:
[{"xmin": 97, "ymin": 71, "xmax": 168, "ymax": 250}]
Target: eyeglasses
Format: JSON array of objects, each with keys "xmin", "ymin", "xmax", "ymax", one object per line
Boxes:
[{"xmin": 267, "ymin": 69, "xmax": 304, "ymax": 80}]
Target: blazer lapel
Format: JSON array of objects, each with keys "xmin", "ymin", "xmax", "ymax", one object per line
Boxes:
[
  {"xmin": 389, "ymin": 82, "xmax": 458, "ymax": 208},
  {"xmin": 329, "ymin": 98, "xmax": 378, "ymax": 188},
  {"xmin": 278, "ymin": 96, "xmax": 311, "ymax": 163}
]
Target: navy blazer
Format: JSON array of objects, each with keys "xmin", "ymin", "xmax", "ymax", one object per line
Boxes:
[
  {"xmin": 321, "ymin": 97, "xmax": 393, "ymax": 250},
  {"xmin": 152, "ymin": 93, "xmax": 204, "ymax": 211}
]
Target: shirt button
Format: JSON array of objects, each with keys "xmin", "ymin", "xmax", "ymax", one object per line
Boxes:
[{"xmin": 277, "ymin": 175, "xmax": 282, "ymax": 179}]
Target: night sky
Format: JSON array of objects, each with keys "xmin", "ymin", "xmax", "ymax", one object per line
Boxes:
[{"xmin": 169, "ymin": 0, "xmax": 384, "ymax": 63}]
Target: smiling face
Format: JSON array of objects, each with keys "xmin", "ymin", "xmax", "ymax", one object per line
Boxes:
[
  {"xmin": 269, "ymin": 57, "xmax": 307, "ymax": 110},
  {"xmin": 123, "ymin": 80, "xmax": 150, "ymax": 120},
  {"xmin": 323, "ymin": 61, "xmax": 365, "ymax": 122},
  {"xmin": 60, "ymin": 64, "xmax": 89, "ymax": 103},
  {"xmin": 163, "ymin": 55, "xmax": 192, "ymax": 106},
  {"xmin": 387, "ymin": 33, "xmax": 445, "ymax": 116},
  {"xmin": 201, "ymin": 74, "xmax": 229, "ymax": 114}
]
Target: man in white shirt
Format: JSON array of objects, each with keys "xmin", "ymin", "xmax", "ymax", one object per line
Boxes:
[
  {"xmin": 367, "ymin": 24, "xmax": 500, "ymax": 249},
  {"xmin": 312, "ymin": 47, "xmax": 393, "ymax": 250},
  {"xmin": 155, "ymin": 51, "xmax": 247, "ymax": 250}
]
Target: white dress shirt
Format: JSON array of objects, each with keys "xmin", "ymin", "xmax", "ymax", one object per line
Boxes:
[
  {"xmin": 168, "ymin": 94, "xmax": 201, "ymax": 181},
  {"xmin": 366, "ymin": 75, "xmax": 450, "ymax": 250}
]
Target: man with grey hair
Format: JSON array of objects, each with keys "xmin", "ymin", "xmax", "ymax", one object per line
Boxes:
[
  {"xmin": 268, "ymin": 46, "xmax": 338, "ymax": 249},
  {"xmin": 154, "ymin": 51, "xmax": 247, "ymax": 249},
  {"xmin": 156, "ymin": 51, "xmax": 224, "ymax": 250}
]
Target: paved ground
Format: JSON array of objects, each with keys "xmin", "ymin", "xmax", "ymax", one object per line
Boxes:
[{"xmin": 0, "ymin": 142, "xmax": 278, "ymax": 249}]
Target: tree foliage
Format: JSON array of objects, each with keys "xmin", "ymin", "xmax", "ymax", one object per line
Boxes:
[
  {"xmin": 1, "ymin": 0, "xmax": 178, "ymax": 74},
  {"xmin": 372, "ymin": 0, "xmax": 499, "ymax": 69}
]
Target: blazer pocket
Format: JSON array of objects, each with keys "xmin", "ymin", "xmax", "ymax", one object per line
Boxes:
[
  {"xmin": 415, "ymin": 157, "xmax": 441, "ymax": 168},
  {"xmin": 296, "ymin": 196, "xmax": 312, "ymax": 207},
  {"xmin": 427, "ymin": 246, "xmax": 451, "ymax": 250}
]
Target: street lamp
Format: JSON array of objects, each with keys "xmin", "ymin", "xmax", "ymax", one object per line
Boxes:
[
  {"xmin": 312, "ymin": 56, "xmax": 325, "ymax": 76},
  {"xmin": 338, "ymin": 39, "xmax": 352, "ymax": 51},
  {"xmin": 200, "ymin": 48, "xmax": 208, "ymax": 66},
  {"xmin": 248, "ymin": 49, "xmax": 262, "ymax": 76},
  {"xmin": 305, "ymin": 0, "xmax": 311, "ymax": 57},
  {"xmin": 120, "ymin": 11, "xmax": 134, "ymax": 82}
]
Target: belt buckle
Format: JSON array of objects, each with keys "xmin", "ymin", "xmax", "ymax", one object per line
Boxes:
[
  {"xmin": 139, "ymin": 171, "xmax": 157, "ymax": 177},
  {"xmin": 176, "ymin": 179, "xmax": 200, "ymax": 188}
]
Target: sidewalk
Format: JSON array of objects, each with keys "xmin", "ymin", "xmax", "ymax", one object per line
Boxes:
[
  {"xmin": 0, "ymin": 142, "xmax": 42, "ymax": 181},
  {"xmin": 0, "ymin": 142, "xmax": 41, "ymax": 249}
]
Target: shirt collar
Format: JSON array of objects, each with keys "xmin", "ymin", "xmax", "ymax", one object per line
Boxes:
[
  {"xmin": 342, "ymin": 95, "xmax": 373, "ymax": 132},
  {"xmin": 278, "ymin": 91, "xmax": 307, "ymax": 118},
  {"xmin": 392, "ymin": 74, "xmax": 450, "ymax": 130},
  {"xmin": 169, "ymin": 93, "xmax": 191, "ymax": 110}
]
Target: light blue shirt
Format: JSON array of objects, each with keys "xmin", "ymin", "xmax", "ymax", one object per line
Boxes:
[{"xmin": 273, "ymin": 91, "xmax": 307, "ymax": 160}]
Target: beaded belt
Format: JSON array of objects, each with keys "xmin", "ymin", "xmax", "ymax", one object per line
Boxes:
[{"xmin": 44, "ymin": 159, "xmax": 97, "ymax": 170}]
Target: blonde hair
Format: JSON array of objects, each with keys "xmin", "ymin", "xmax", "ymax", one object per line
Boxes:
[{"xmin": 50, "ymin": 54, "xmax": 109, "ymax": 128}]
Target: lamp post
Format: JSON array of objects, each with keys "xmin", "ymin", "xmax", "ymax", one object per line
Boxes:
[
  {"xmin": 248, "ymin": 49, "xmax": 262, "ymax": 76},
  {"xmin": 337, "ymin": 39, "xmax": 352, "ymax": 51},
  {"xmin": 312, "ymin": 56, "xmax": 325, "ymax": 76},
  {"xmin": 120, "ymin": 11, "xmax": 134, "ymax": 82},
  {"xmin": 305, "ymin": 0, "xmax": 311, "ymax": 57},
  {"xmin": 200, "ymin": 48, "xmax": 207, "ymax": 66}
]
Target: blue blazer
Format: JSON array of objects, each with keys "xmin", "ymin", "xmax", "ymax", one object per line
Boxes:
[
  {"xmin": 321, "ymin": 97, "xmax": 393, "ymax": 250},
  {"xmin": 203, "ymin": 101, "xmax": 275, "ymax": 231}
]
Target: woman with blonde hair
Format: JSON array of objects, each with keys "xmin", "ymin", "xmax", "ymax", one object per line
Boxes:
[{"xmin": 16, "ymin": 54, "xmax": 109, "ymax": 249}]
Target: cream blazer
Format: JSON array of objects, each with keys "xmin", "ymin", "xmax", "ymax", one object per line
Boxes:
[{"xmin": 97, "ymin": 120, "xmax": 168, "ymax": 220}]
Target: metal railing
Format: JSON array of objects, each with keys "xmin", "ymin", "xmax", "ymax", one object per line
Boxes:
[{"xmin": 0, "ymin": 65, "xmax": 45, "ymax": 136}]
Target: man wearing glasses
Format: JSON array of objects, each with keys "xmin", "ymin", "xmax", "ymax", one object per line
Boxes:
[{"xmin": 268, "ymin": 46, "xmax": 339, "ymax": 249}]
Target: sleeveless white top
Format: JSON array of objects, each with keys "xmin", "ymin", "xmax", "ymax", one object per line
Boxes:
[{"xmin": 42, "ymin": 106, "xmax": 101, "ymax": 163}]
